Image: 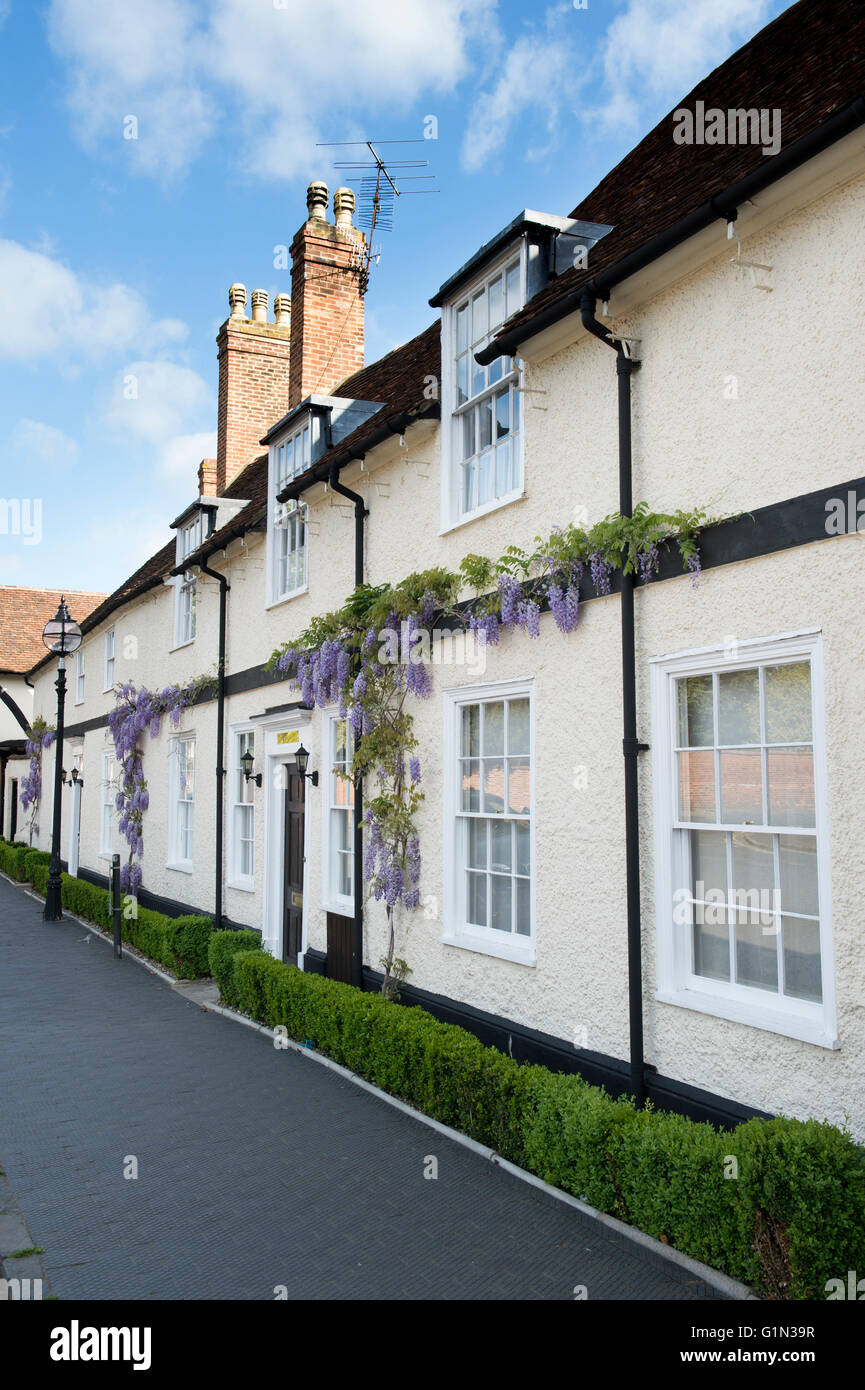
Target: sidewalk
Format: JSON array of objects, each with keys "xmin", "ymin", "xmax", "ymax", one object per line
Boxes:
[{"xmin": 0, "ymin": 874, "xmax": 725, "ymax": 1300}]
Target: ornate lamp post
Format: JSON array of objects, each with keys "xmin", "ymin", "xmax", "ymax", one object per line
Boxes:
[{"xmin": 41, "ymin": 598, "xmax": 82, "ymax": 921}]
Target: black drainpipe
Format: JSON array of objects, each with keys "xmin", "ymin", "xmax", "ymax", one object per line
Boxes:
[
  {"xmin": 197, "ymin": 559, "xmax": 229, "ymax": 931},
  {"xmin": 580, "ymin": 289, "xmax": 647, "ymax": 1106},
  {"xmin": 328, "ymin": 463, "xmax": 369, "ymax": 989}
]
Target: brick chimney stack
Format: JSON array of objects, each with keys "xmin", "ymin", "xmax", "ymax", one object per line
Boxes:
[
  {"xmin": 198, "ymin": 457, "xmax": 218, "ymax": 496},
  {"xmin": 288, "ymin": 181, "xmax": 366, "ymax": 409},
  {"xmin": 216, "ymin": 283, "xmax": 292, "ymax": 495}
]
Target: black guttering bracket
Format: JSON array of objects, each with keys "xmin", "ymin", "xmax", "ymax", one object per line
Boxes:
[
  {"xmin": 476, "ymin": 96, "xmax": 865, "ymax": 365},
  {"xmin": 275, "ymin": 402, "xmax": 442, "ymax": 506}
]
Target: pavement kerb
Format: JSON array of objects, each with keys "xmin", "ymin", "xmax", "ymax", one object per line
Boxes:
[
  {"xmin": 203, "ymin": 1000, "xmax": 758, "ymax": 1301},
  {"xmin": 2, "ymin": 869, "xmax": 758, "ymax": 1303}
]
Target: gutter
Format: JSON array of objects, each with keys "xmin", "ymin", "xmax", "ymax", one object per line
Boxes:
[
  {"xmin": 477, "ymin": 96, "xmax": 865, "ymax": 365},
  {"xmin": 580, "ymin": 289, "xmax": 647, "ymax": 1108}
]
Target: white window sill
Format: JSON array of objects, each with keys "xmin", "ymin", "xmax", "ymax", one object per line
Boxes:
[
  {"xmin": 439, "ymin": 488, "xmax": 525, "ymax": 537},
  {"xmin": 441, "ymin": 927, "xmax": 535, "ymax": 967},
  {"xmin": 170, "ymin": 638, "xmax": 195, "ymax": 653},
  {"xmin": 73, "ymin": 699, "xmax": 84, "ymax": 707},
  {"xmin": 266, "ymin": 586, "xmax": 308, "ymax": 612},
  {"xmin": 654, "ymin": 988, "xmax": 838, "ymax": 1049},
  {"xmin": 321, "ymin": 898, "xmax": 355, "ymax": 918},
  {"xmin": 97, "ymin": 850, "xmax": 114, "ymax": 861},
  {"xmin": 166, "ymin": 860, "xmax": 194, "ymax": 875},
  {"xmin": 227, "ymin": 877, "xmax": 255, "ymax": 894}
]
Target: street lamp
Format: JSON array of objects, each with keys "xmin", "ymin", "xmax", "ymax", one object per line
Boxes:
[{"xmin": 41, "ymin": 597, "xmax": 82, "ymax": 921}]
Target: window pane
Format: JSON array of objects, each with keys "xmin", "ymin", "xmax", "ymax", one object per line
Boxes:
[
  {"xmin": 765, "ymin": 661, "xmax": 811, "ymax": 743},
  {"xmin": 461, "ymin": 759, "xmax": 480, "ymax": 812},
  {"xmin": 512, "ymin": 383, "xmax": 520, "ymax": 433},
  {"xmin": 515, "ymin": 878, "xmax": 531, "ymax": 936},
  {"xmin": 461, "ymin": 705, "xmax": 480, "ymax": 757},
  {"xmin": 782, "ymin": 917, "xmax": 822, "ymax": 1002},
  {"xmin": 472, "ymin": 359, "xmax": 485, "ymax": 399},
  {"xmin": 461, "ymin": 459, "xmax": 476, "ymax": 513},
  {"xmin": 477, "ymin": 449, "xmax": 493, "ymax": 505},
  {"xmin": 338, "ymin": 850, "xmax": 352, "ymax": 898},
  {"xmin": 467, "ymin": 819, "xmax": 487, "ymax": 869},
  {"xmin": 471, "ymin": 289, "xmax": 486, "ymax": 343},
  {"xmin": 767, "ymin": 748, "xmax": 815, "ymax": 827},
  {"xmin": 678, "ymin": 750, "xmax": 715, "ymax": 822},
  {"xmin": 718, "ymin": 669, "xmax": 760, "ymax": 744},
  {"xmin": 678, "ymin": 675, "xmax": 714, "ymax": 746},
  {"xmin": 507, "ymin": 757, "xmax": 530, "ymax": 815},
  {"xmin": 508, "ymin": 698, "xmax": 529, "ymax": 753},
  {"xmin": 457, "ymin": 354, "xmax": 469, "ymax": 406},
  {"xmin": 779, "ymin": 835, "xmax": 818, "ymax": 917},
  {"xmin": 467, "ymin": 870, "xmax": 487, "ymax": 926},
  {"xmin": 483, "ymin": 702, "xmax": 505, "ymax": 755},
  {"xmin": 489, "ymin": 274, "xmax": 504, "ymax": 329},
  {"xmin": 505, "ymin": 261, "xmax": 520, "ymax": 312},
  {"xmin": 735, "ymin": 910, "xmax": 778, "ymax": 992},
  {"xmin": 490, "ymin": 819, "xmax": 511, "ymax": 872},
  {"xmin": 515, "ymin": 820, "xmax": 530, "ymax": 876},
  {"xmin": 481, "ymin": 757, "xmax": 505, "ymax": 814},
  {"xmin": 479, "ymin": 396, "xmax": 492, "ymax": 449},
  {"xmin": 731, "ymin": 832, "xmax": 775, "ymax": 917},
  {"xmin": 720, "ymin": 750, "xmax": 762, "ymax": 824},
  {"xmin": 489, "ymin": 356, "xmax": 503, "ymax": 385},
  {"xmin": 495, "ymin": 441, "xmax": 510, "ymax": 497},
  {"xmin": 461, "ymin": 409, "xmax": 474, "ymax": 460},
  {"xmin": 490, "ymin": 875, "xmax": 511, "ymax": 932},
  {"xmin": 694, "ymin": 915, "xmax": 729, "ymax": 982},
  {"xmin": 456, "ymin": 302, "xmax": 468, "ymax": 353},
  {"xmin": 495, "ymin": 389, "xmax": 510, "ymax": 439},
  {"xmin": 690, "ymin": 829, "xmax": 726, "ymax": 900}
]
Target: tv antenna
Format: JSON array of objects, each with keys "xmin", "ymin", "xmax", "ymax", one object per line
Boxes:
[{"xmin": 316, "ymin": 139, "xmax": 439, "ymax": 292}]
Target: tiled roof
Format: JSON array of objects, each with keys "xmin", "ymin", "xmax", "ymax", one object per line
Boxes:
[
  {"xmin": 0, "ymin": 587, "xmax": 107, "ymax": 674},
  {"xmin": 485, "ymin": 0, "xmax": 865, "ymax": 351},
  {"xmin": 185, "ymin": 321, "xmax": 441, "ymax": 567}
]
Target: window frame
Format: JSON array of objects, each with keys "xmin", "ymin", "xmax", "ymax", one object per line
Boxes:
[
  {"xmin": 440, "ymin": 243, "xmax": 527, "ymax": 534},
  {"xmin": 173, "ymin": 573, "xmax": 197, "ymax": 648},
  {"xmin": 74, "ymin": 647, "xmax": 85, "ymax": 705},
  {"xmin": 267, "ymin": 417, "xmax": 314, "ymax": 607},
  {"xmin": 99, "ymin": 749, "xmax": 114, "ymax": 858},
  {"xmin": 167, "ymin": 732, "xmax": 196, "ymax": 873},
  {"xmin": 442, "ymin": 678, "xmax": 535, "ymax": 966},
  {"xmin": 227, "ymin": 724, "xmax": 256, "ymax": 892},
  {"xmin": 650, "ymin": 629, "xmax": 837, "ymax": 1048},
  {"xmin": 103, "ymin": 629, "xmax": 115, "ymax": 692},
  {"xmin": 320, "ymin": 711, "xmax": 355, "ymax": 915}
]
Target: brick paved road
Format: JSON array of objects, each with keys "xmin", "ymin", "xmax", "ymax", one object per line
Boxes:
[{"xmin": 0, "ymin": 875, "xmax": 724, "ymax": 1301}]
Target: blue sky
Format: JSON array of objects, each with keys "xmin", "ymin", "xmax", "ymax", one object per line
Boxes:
[{"xmin": 0, "ymin": 0, "xmax": 790, "ymax": 597}]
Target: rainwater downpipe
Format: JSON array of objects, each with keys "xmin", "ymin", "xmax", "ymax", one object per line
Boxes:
[
  {"xmin": 197, "ymin": 558, "xmax": 229, "ymax": 932},
  {"xmin": 580, "ymin": 288, "xmax": 647, "ymax": 1107},
  {"xmin": 328, "ymin": 463, "xmax": 369, "ymax": 990}
]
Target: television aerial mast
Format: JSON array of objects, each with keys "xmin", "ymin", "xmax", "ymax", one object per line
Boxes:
[{"xmin": 315, "ymin": 139, "xmax": 439, "ymax": 293}]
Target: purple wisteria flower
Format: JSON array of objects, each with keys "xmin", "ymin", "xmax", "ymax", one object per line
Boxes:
[
  {"xmin": 636, "ymin": 543, "xmax": 660, "ymax": 584},
  {"xmin": 590, "ymin": 551, "xmax": 613, "ymax": 596},
  {"xmin": 498, "ymin": 573, "xmax": 523, "ymax": 626},
  {"xmin": 409, "ymin": 756, "xmax": 421, "ymax": 784}
]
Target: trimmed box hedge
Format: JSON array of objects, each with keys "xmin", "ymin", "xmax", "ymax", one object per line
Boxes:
[
  {"xmin": 208, "ymin": 929, "xmax": 865, "ymax": 1300},
  {"xmin": 0, "ymin": 840, "xmax": 36, "ymax": 882}
]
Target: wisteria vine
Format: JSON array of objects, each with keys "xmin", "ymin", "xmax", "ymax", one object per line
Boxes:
[
  {"xmin": 19, "ymin": 715, "xmax": 57, "ymax": 844},
  {"xmin": 107, "ymin": 677, "xmax": 212, "ymax": 893},
  {"xmin": 270, "ymin": 504, "xmax": 710, "ymax": 993}
]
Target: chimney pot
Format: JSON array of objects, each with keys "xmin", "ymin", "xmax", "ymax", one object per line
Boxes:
[
  {"xmin": 334, "ymin": 187, "xmax": 355, "ymax": 230},
  {"xmin": 274, "ymin": 293, "xmax": 291, "ymax": 326},
  {"xmin": 307, "ymin": 180, "xmax": 329, "ymax": 220},
  {"xmin": 251, "ymin": 288, "xmax": 269, "ymax": 323},
  {"xmin": 228, "ymin": 283, "xmax": 247, "ymax": 318}
]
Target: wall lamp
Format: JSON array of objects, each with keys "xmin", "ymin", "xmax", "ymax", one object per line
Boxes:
[
  {"xmin": 240, "ymin": 748, "xmax": 262, "ymax": 787},
  {"xmin": 295, "ymin": 744, "xmax": 318, "ymax": 787}
]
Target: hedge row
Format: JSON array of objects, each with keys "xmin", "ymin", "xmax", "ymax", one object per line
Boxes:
[
  {"xmin": 0, "ymin": 840, "xmax": 213, "ymax": 980},
  {"xmin": 209, "ymin": 929, "xmax": 865, "ymax": 1301}
]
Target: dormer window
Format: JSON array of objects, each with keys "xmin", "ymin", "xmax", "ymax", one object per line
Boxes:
[
  {"xmin": 172, "ymin": 508, "xmax": 213, "ymax": 648},
  {"xmin": 268, "ymin": 419, "xmax": 313, "ymax": 605},
  {"xmin": 442, "ymin": 248, "xmax": 526, "ymax": 529}
]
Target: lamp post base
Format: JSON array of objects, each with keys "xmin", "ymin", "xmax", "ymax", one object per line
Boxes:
[{"xmin": 43, "ymin": 873, "xmax": 63, "ymax": 921}]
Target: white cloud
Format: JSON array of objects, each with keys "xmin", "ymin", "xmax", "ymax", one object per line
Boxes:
[
  {"xmin": 159, "ymin": 430, "xmax": 217, "ymax": 479},
  {"xmin": 9, "ymin": 419, "xmax": 80, "ymax": 471},
  {"xmin": 592, "ymin": 0, "xmax": 774, "ymax": 132},
  {"xmin": 103, "ymin": 360, "xmax": 213, "ymax": 447},
  {"xmin": 0, "ymin": 240, "xmax": 188, "ymax": 364},
  {"xmin": 461, "ymin": 13, "xmax": 583, "ymax": 172},
  {"xmin": 47, "ymin": 0, "xmax": 494, "ymax": 182}
]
